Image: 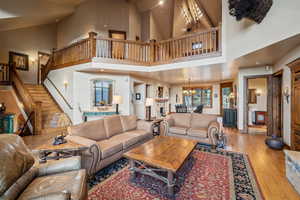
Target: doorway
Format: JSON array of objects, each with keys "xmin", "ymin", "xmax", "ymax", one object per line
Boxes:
[
  {"xmin": 37, "ymin": 52, "xmax": 50, "ymax": 84},
  {"xmin": 220, "ymin": 82, "xmax": 233, "ymax": 115},
  {"xmin": 133, "ymin": 81, "xmax": 146, "ymax": 120},
  {"xmin": 272, "ymin": 70, "xmax": 283, "ymax": 137},
  {"xmin": 245, "ymin": 76, "xmax": 270, "ymax": 135},
  {"xmin": 109, "ymin": 30, "xmax": 126, "ymax": 59}
]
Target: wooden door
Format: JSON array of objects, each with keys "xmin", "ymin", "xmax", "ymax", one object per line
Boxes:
[
  {"xmin": 272, "ymin": 71, "xmax": 283, "ymax": 137},
  {"xmin": 220, "ymin": 82, "xmax": 233, "ymax": 115},
  {"xmin": 109, "ymin": 30, "xmax": 126, "ymax": 59},
  {"xmin": 288, "ymin": 58, "xmax": 300, "ymax": 150}
]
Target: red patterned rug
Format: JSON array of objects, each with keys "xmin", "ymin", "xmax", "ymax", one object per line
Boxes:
[{"xmin": 88, "ymin": 150, "xmax": 264, "ymax": 200}]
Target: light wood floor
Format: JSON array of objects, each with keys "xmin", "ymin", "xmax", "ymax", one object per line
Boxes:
[{"xmin": 23, "ymin": 128, "xmax": 300, "ymax": 200}]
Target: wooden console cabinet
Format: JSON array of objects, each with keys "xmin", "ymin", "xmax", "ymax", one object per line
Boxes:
[{"xmin": 288, "ymin": 58, "xmax": 300, "ymax": 150}]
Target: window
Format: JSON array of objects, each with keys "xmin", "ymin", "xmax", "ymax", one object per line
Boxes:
[
  {"xmin": 94, "ymin": 80, "xmax": 113, "ymax": 106},
  {"xmin": 183, "ymin": 87, "xmax": 212, "ymax": 108}
]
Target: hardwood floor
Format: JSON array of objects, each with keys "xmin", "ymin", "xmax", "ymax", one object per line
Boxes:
[
  {"xmin": 23, "ymin": 128, "xmax": 300, "ymax": 199},
  {"xmin": 224, "ymin": 128, "xmax": 300, "ymax": 200}
]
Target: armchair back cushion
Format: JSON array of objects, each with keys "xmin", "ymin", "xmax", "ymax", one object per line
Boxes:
[
  {"xmin": 171, "ymin": 113, "xmax": 191, "ymax": 128},
  {"xmin": 104, "ymin": 115, "xmax": 123, "ymax": 138},
  {"xmin": 68, "ymin": 119, "xmax": 107, "ymax": 141},
  {"xmin": 0, "ymin": 134, "xmax": 35, "ymax": 196},
  {"xmin": 191, "ymin": 113, "xmax": 219, "ymax": 129},
  {"xmin": 120, "ymin": 115, "xmax": 137, "ymax": 132}
]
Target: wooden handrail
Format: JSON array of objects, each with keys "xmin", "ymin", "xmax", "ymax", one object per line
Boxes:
[
  {"xmin": 45, "ymin": 77, "xmax": 74, "ymax": 110},
  {"xmin": 12, "ymin": 68, "xmax": 42, "ymax": 135}
]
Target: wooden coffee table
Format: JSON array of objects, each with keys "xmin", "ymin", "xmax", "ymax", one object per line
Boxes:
[
  {"xmin": 36, "ymin": 140, "xmax": 88, "ymax": 163},
  {"xmin": 124, "ymin": 136, "xmax": 197, "ymax": 196}
]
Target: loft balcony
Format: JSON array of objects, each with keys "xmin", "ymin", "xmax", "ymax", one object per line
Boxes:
[{"xmin": 50, "ymin": 27, "xmax": 222, "ymax": 70}]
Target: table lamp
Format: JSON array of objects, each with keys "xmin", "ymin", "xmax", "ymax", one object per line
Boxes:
[
  {"xmin": 145, "ymin": 98, "xmax": 154, "ymax": 121},
  {"xmin": 113, "ymin": 95, "xmax": 123, "ymax": 114}
]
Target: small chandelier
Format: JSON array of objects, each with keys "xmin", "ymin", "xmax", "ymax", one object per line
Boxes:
[{"xmin": 183, "ymin": 79, "xmax": 196, "ymax": 96}]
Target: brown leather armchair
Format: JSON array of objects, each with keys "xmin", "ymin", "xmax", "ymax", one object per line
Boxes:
[{"xmin": 0, "ymin": 134, "xmax": 88, "ymax": 200}]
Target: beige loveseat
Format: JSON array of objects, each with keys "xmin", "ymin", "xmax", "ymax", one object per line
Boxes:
[
  {"xmin": 66, "ymin": 115, "xmax": 153, "ymax": 176},
  {"xmin": 162, "ymin": 113, "xmax": 222, "ymax": 147}
]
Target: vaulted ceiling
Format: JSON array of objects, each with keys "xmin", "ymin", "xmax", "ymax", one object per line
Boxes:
[{"xmin": 0, "ymin": 0, "xmax": 85, "ymax": 31}]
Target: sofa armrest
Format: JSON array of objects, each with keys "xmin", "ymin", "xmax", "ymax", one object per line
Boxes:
[
  {"xmin": 137, "ymin": 120, "xmax": 153, "ymax": 133},
  {"xmin": 208, "ymin": 121, "xmax": 221, "ymax": 146},
  {"xmin": 161, "ymin": 118, "xmax": 174, "ymax": 136},
  {"xmin": 37, "ymin": 156, "xmax": 81, "ymax": 177},
  {"xmin": 29, "ymin": 191, "xmax": 71, "ymax": 200}
]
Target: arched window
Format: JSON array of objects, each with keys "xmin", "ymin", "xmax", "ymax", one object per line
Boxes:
[{"xmin": 93, "ymin": 80, "xmax": 113, "ymax": 106}]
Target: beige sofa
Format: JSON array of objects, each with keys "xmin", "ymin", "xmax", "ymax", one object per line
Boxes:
[
  {"xmin": 66, "ymin": 115, "xmax": 153, "ymax": 175},
  {"xmin": 162, "ymin": 113, "xmax": 222, "ymax": 147}
]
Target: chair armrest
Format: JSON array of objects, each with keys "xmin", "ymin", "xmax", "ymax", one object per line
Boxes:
[
  {"xmin": 137, "ymin": 120, "xmax": 153, "ymax": 133},
  {"xmin": 65, "ymin": 135, "xmax": 100, "ymax": 176},
  {"xmin": 208, "ymin": 121, "xmax": 221, "ymax": 146},
  {"xmin": 29, "ymin": 191, "xmax": 71, "ymax": 200},
  {"xmin": 37, "ymin": 156, "xmax": 81, "ymax": 177}
]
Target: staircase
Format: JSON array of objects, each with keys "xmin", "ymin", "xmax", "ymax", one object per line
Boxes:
[{"xmin": 25, "ymin": 84, "xmax": 67, "ymax": 133}]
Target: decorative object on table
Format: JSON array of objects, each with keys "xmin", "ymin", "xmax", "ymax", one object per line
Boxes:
[
  {"xmin": 228, "ymin": 0, "xmax": 273, "ymax": 24},
  {"xmin": 283, "ymin": 87, "xmax": 290, "ymax": 104},
  {"xmin": 89, "ymin": 147, "xmax": 264, "ymax": 200},
  {"xmin": 112, "ymin": 95, "xmax": 123, "ymax": 114},
  {"xmin": 99, "ymin": 100, "xmax": 106, "ymax": 106},
  {"xmin": 0, "ymin": 102, "xmax": 6, "ymax": 114},
  {"xmin": 145, "ymin": 98, "xmax": 154, "ymax": 121},
  {"xmin": 193, "ymin": 104, "xmax": 203, "ymax": 113},
  {"xmin": 9, "ymin": 51, "xmax": 29, "ymax": 71},
  {"xmin": 135, "ymin": 93, "xmax": 141, "ymax": 100},
  {"xmin": 53, "ymin": 134, "xmax": 67, "ymax": 145},
  {"xmin": 265, "ymin": 136, "xmax": 284, "ymax": 150}
]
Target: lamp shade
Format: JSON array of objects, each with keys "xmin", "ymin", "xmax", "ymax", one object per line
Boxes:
[
  {"xmin": 145, "ymin": 98, "xmax": 154, "ymax": 106},
  {"xmin": 112, "ymin": 95, "xmax": 123, "ymax": 104}
]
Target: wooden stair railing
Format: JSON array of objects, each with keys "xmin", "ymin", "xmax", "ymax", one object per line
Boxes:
[{"xmin": 12, "ymin": 68, "xmax": 42, "ymax": 135}]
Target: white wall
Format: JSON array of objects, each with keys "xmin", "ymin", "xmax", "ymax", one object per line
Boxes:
[
  {"xmin": 273, "ymin": 46, "xmax": 300, "ymax": 146},
  {"xmin": 248, "ymin": 78, "xmax": 267, "ymax": 125},
  {"xmin": 237, "ymin": 67, "xmax": 273, "ymax": 131},
  {"xmin": 57, "ymin": 0, "xmax": 143, "ymax": 48},
  {"xmin": 223, "ymin": 0, "xmax": 300, "ymax": 61},
  {"xmin": 0, "ymin": 23, "xmax": 57, "ymax": 83}
]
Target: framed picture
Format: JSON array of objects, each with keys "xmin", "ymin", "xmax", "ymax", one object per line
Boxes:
[
  {"xmin": 9, "ymin": 51, "xmax": 29, "ymax": 71},
  {"xmin": 136, "ymin": 93, "xmax": 141, "ymax": 100}
]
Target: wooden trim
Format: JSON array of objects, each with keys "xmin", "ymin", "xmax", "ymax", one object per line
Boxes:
[{"xmin": 109, "ymin": 30, "xmax": 127, "ymax": 40}]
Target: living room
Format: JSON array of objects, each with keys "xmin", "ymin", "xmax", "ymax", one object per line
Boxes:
[{"xmin": 1, "ymin": 0, "xmax": 300, "ymax": 199}]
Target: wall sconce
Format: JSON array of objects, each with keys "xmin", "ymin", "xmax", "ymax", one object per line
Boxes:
[
  {"xmin": 63, "ymin": 81, "xmax": 68, "ymax": 89},
  {"xmin": 256, "ymin": 89, "xmax": 262, "ymax": 96},
  {"xmin": 283, "ymin": 87, "xmax": 290, "ymax": 104}
]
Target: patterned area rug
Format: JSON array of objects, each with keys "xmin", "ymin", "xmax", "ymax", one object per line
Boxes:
[{"xmin": 88, "ymin": 145, "xmax": 264, "ymax": 200}]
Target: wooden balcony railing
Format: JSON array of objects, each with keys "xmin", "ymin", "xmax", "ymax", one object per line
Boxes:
[
  {"xmin": 0, "ymin": 63, "xmax": 12, "ymax": 85},
  {"xmin": 48, "ymin": 27, "xmax": 221, "ymax": 70}
]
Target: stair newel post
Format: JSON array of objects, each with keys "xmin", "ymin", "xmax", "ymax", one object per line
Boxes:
[
  {"xmin": 150, "ymin": 39, "xmax": 156, "ymax": 64},
  {"xmin": 89, "ymin": 32, "xmax": 98, "ymax": 58},
  {"xmin": 33, "ymin": 101, "xmax": 43, "ymax": 135}
]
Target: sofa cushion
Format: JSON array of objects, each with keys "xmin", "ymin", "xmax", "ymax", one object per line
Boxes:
[
  {"xmin": 120, "ymin": 115, "xmax": 137, "ymax": 132},
  {"xmin": 191, "ymin": 113, "xmax": 219, "ymax": 129},
  {"xmin": 109, "ymin": 131, "xmax": 145, "ymax": 149},
  {"xmin": 17, "ymin": 169, "xmax": 87, "ymax": 200},
  {"xmin": 187, "ymin": 128, "xmax": 208, "ymax": 138},
  {"xmin": 68, "ymin": 119, "xmax": 107, "ymax": 141},
  {"xmin": 97, "ymin": 139, "xmax": 123, "ymax": 159},
  {"xmin": 125, "ymin": 129, "xmax": 151, "ymax": 141},
  {"xmin": 170, "ymin": 113, "xmax": 191, "ymax": 128},
  {"xmin": 169, "ymin": 126, "xmax": 187, "ymax": 135},
  {"xmin": 104, "ymin": 115, "xmax": 123, "ymax": 138},
  {"xmin": 0, "ymin": 135, "xmax": 35, "ymax": 196}
]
